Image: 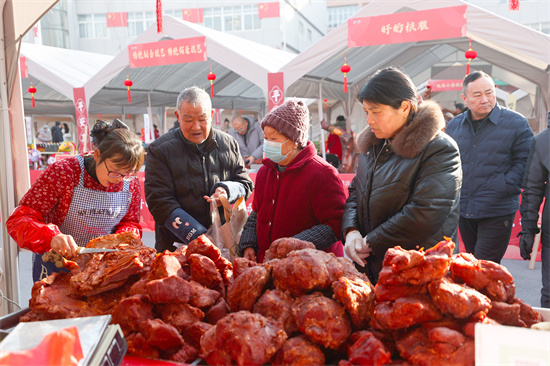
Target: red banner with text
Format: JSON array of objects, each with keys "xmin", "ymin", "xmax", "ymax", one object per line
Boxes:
[
  {"xmin": 348, "ymin": 5, "xmax": 467, "ymax": 47},
  {"xmin": 128, "ymin": 37, "xmax": 207, "ymax": 68},
  {"xmin": 267, "ymin": 72, "xmax": 284, "ymax": 111},
  {"xmin": 73, "ymin": 87, "xmax": 91, "ymax": 153},
  {"xmin": 430, "ymin": 79, "xmax": 464, "ymax": 92}
]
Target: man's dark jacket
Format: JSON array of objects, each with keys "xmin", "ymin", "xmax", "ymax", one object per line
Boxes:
[
  {"xmin": 446, "ymin": 103, "xmax": 533, "ymax": 219},
  {"xmin": 51, "ymin": 124, "xmax": 63, "ymax": 143},
  {"xmin": 145, "ymin": 128, "xmax": 253, "ymax": 252},
  {"xmin": 520, "ymin": 120, "xmax": 550, "ymax": 235},
  {"xmin": 341, "ymin": 100, "xmax": 462, "ymax": 283}
]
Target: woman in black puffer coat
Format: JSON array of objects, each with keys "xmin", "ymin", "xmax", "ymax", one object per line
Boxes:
[{"xmin": 341, "ymin": 67, "xmax": 462, "ymax": 284}]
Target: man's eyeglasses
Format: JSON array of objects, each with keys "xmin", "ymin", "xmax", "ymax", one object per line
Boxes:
[{"xmin": 103, "ymin": 160, "xmax": 138, "ymax": 181}]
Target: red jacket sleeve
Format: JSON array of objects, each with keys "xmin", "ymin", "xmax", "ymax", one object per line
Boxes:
[
  {"xmin": 113, "ymin": 178, "xmax": 143, "ymax": 237},
  {"xmin": 6, "ymin": 205, "xmax": 61, "ymax": 254}
]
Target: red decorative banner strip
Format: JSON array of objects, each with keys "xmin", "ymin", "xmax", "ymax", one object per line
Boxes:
[
  {"xmin": 128, "ymin": 37, "xmax": 207, "ymax": 68},
  {"xmin": 20, "ymin": 57, "xmax": 28, "ymax": 78},
  {"xmin": 348, "ymin": 5, "xmax": 467, "ymax": 47},
  {"xmin": 268, "ymin": 72, "xmax": 284, "ymax": 111}
]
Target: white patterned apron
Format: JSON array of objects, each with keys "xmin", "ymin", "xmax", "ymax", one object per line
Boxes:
[{"xmin": 33, "ymin": 155, "xmax": 131, "ymax": 281}]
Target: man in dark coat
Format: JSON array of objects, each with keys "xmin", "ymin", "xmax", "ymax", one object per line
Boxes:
[
  {"xmin": 51, "ymin": 121, "xmax": 64, "ymax": 143},
  {"xmin": 145, "ymin": 86, "xmax": 253, "ymax": 252},
  {"xmin": 446, "ymin": 71, "xmax": 533, "ymax": 263},
  {"xmin": 519, "ymin": 112, "xmax": 550, "ymax": 308}
]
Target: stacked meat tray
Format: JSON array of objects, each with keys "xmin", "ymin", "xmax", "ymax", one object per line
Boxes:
[{"xmin": 19, "ymin": 232, "xmax": 544, "ymax": 365}]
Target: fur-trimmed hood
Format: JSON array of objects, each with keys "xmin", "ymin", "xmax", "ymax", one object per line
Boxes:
[{"xmin": 356, "ymin": 100, "xmax": 445, "ymax": 159}]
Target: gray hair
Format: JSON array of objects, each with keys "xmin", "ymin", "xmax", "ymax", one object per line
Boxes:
[{"xmin": 176, "ymin": 86, "xmax": 212, "ymax": 112}]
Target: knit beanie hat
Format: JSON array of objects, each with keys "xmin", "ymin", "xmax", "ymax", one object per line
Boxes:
[{"xmin": 261, "ymin": 99, "xmax": 309, "ymax": 147}]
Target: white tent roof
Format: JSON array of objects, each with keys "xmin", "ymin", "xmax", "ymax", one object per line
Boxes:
[
  {"xmin": 86, "ymin": 15, "xmax": 296, "ymax": 113},
  {"xmin": 19, "ymin": 15, "xmax": 296, "ymax": 114},
  {"xmin": 20, "ymin": 43, "xmax": 113, "ymax": 114},
  {"xmin": 281, "ymin": 0, "xmax": 550, "ymax": 131}
]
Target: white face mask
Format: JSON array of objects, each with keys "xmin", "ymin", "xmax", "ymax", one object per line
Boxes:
[{"xmin": 263, "ymin": 139, "xmax": 289, "ymax": 163}]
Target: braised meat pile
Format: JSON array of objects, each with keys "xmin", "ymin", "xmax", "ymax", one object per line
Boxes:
[
  {"xmin": 20, "ymin": 233, "xmax": 233, "ymax": 364},
  {"xmin": 21, "ymin": 234, "xmax": 543, "ymax": 365},
  {"xmin": 200, "ymin": 246, "xmax": 375, "ymax": 365},
  {"xmin": 361, "ymin": 238, "xmax": 543, "ymax": 366}
]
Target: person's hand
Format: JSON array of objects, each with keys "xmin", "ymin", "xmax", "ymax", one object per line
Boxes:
[
  {"xmin": 204, "ymin": 187, "xmax": 228, "ymax": 207},
  {"xmin": 50, "ymin": 234, "xmax": 78, "ymax": 259},
  {"xmin": 320, "ymin": 119, "xmax": 331, "ymax": 131},
  {"xmin": 243, "ymin": 247, "xmax": 257, "ymax": 262},
  {"xmin": 244, "ymin": 156, "xmax": 253, "ymax": 169},
  {"xmin": 518, "ymin": 231, "xmax": 536, "ymax": 260},
  {"xmin": 344, "ymin": 230, "xmax": 371, "ymax": 267}
]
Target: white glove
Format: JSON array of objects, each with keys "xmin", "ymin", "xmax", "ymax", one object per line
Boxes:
[{"xmin": 344, "ymin": 230, "xmax": 371, "ymax": 267}]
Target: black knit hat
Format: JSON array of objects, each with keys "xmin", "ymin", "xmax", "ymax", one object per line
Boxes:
[{"xmin": 261, "ymin": 99, "xmax": 309, "ymax": 147}]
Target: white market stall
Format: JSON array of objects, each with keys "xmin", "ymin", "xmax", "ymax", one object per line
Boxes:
[{"xmin": 280, "ymin": 0, "xmax": 550, "ymax": 135}]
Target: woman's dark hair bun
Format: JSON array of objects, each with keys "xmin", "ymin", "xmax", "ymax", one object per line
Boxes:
[{"xmin": 91, "ymin": 119, "xmax": 130, "ymax": 146}]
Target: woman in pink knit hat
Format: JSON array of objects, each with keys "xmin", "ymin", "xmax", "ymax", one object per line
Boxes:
[{"xmin": 238, "ymin": 99, "xmax": 347, "ymax": 263}]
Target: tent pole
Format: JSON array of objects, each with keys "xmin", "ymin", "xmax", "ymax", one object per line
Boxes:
[
  {"xmin": 0, "ymin": 4, "xmax": 21, "ymax": 315},
  {"xmin": 318, "ymin": 83, "xmax": 326, "ymax": 160}
]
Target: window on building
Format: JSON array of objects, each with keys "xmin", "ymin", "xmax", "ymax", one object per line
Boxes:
[
  {"xmin": 307, "ymin": 28, "xmax": 312, "ymax": 41},
  {"xmin": 128, "ymin": 11, "xmax": 155, "ymax": 37},
  {"xmin": 327, "ymin": 5, "xmax": 358, "ymax": 29},
  {"xmin": 164, "ymin": 9, "xmax": 179, "ymax": 18},
  {"xmin": 299, "ymin": 21, "xmax": 304, "ymax": 34},
  {"xmin": 78, "ymin": 14, "xmax": 107, "ymax": 39},
  {"xmin": 204, "ymin": 5, "xmax": 259, "ymax": 32}
]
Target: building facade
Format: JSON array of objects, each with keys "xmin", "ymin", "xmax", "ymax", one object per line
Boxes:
[{"xmin": 26, "ymin": 0, "xmax": 328, "ymax": 55}]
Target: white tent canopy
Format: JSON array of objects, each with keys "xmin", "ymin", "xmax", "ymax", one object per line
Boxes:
[
  {"xmin": 19, "ymin": 15, "xmax": 296, "ymax": 115},
  {"xmin": 86, "ymin": 15, "xmax": 296, "ymax": 114},
  {"xmin": 281, "ymin": 0, "xmax": 550, "ymax": 132},
  {"xmin": 20, "ymin": 43, "xmax": 114, "ymax": 114}
]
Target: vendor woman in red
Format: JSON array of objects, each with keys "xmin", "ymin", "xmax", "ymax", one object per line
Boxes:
[
  {"xmin": 238, "ymin": 99, "xmax": 346, "ymax": 263},
  {"xmin": 7, "ymin": 119, "xmax": 145, "ymax": 282}
]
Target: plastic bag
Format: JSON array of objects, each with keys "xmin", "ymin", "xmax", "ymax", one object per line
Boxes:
[
  {"xmin": 219, "ymin": 196, "xmax": 248, "ymax": 261},
  {"xmin": 0, "ymin": 326, "xmax": 83, "ymax": 366},
  {"xmin": 206, "ymin": 199, "xmax": 231, "ymax": 261}
]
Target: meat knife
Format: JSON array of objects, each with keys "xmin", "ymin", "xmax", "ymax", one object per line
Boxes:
[{"xmin": 76, "ymin": 247, "xmax": 117, "ymax": 255}]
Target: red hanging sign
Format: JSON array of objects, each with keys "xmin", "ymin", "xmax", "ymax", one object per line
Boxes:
[
  {"xmin": 73, "ymin": 87, "xmax": 92, "ymax": 153},
  {"xmin": 348, "ymin": 5, "xmax": 467, "ymax": 47},
  {"xmin": 258, "ymin": 2, "xmax": 280, "ymax": 19},
  {"xmin": 106, "ymin": 12, "xmax": 128, "ymax": 27},
  {"xmin": 182, "ymin": 8, "xmax": 204, "ymax": 23},
  {"xmin": 268, "ymin": 73, "xmax": 284, "ymax": 112},
  {"xmin": 128, "ymin": 37, "xmax": 207, "ymax": 68}
]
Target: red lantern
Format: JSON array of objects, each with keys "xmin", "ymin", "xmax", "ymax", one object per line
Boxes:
[
  {"xmin": 340, "ymin": 52, "xmax": 351, "ymax": 93},
  {"xmin": 156, "ymin": 0, "xmax": 163, "ymax": 33},
  {"xmin": 324, "ymin": 99, "xmax": 328, "ymax": 109},
  {"xmin": 124, "ymin": 70, "xmax": 133, "ymax": 104},
  {"xmin": 28, "ymin": 78, "xmax": 37, "ymax": 108},
  {"xmin": 207, "ymin": 63, "xmax": 216, "ymax": 98},
  {"xmin": 465, "ymin": 38, "xmax": 477, "ymax": 75},
  {"xmin": 509, "ymin": 0, "xmax": 519, "ymax": 11}
]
